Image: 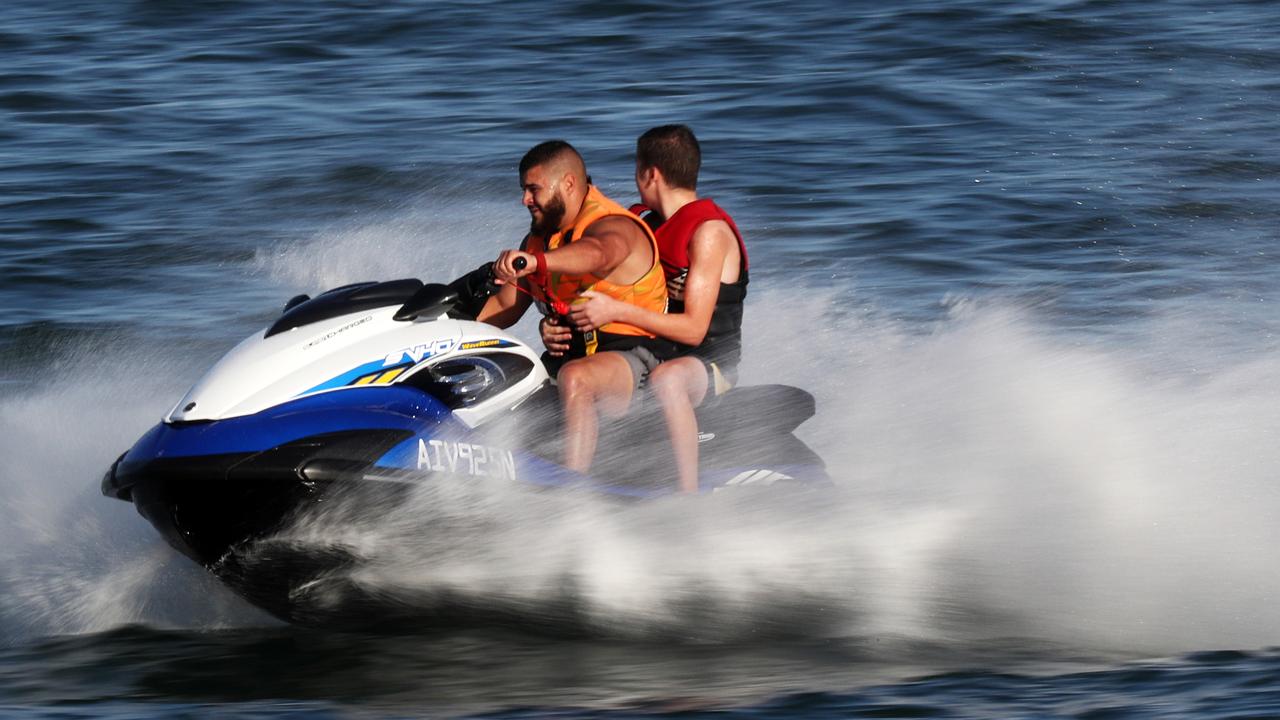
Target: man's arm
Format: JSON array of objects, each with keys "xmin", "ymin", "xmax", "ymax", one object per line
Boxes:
[
  {"xmin": 492, "ymin": 216, "xmax": 637, "ymax": 285},
  {"xmin": 545, "ymin": 215, "xmax": 636, "ymax": 277},
  {"xmin": 569, "ymin": 220, "xmax": 734, "ymax": 346},
  {"xmin": 480, "ymin": 236, "xmax": 537, "ymax": 328},
  {"xmin": 477, "ymin": 281, "xmax": 532, "ymax": 328}
]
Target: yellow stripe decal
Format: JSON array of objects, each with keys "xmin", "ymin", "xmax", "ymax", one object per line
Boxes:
[{"xmin": 376, "ymin": 367, "xmax": 406, "ymax": 384}]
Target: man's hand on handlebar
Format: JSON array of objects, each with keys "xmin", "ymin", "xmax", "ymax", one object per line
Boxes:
[{"xmin": 493, "ymin": 250, "xmax": 537, "ymax": 285}]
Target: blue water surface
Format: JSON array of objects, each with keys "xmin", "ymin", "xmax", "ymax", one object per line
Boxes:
[{"xmin": 2, "ymin": 1, "xmax": 1280, "ymax": 718}]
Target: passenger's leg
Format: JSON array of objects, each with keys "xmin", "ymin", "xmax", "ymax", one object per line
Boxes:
[
  {"xmin": 557, "ymin": 352, "xmax": 638, "ymax": 473},
  {"xmin": 648, "ymin": 357, "xmax": 710, "ymax": 493}
]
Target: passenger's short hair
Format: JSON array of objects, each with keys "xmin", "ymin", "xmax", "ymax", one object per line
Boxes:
[
  {"xmin": 636, "ymin": 125, "xmax": 701, "ymax": 190},
  {"xmin": 519, "ymin": 140, "xmax": 583, "ymax": 179}
]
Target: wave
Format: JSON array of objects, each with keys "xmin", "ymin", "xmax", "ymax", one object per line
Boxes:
[
  {"xmin": 3, "ymin": 211, "xmax": 1278, "ymax": 659},
  {"xmin": 263, "ymin": 293, "xmax": 1280, "ymax": 654}
]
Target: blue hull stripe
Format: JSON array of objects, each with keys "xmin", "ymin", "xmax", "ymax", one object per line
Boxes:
[{"xmin": 127, "ymin": 386, "xmax": 453, "ymax": 462}]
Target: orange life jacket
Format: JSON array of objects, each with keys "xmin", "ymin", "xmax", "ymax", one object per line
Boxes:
[{"xmin": 524, "ymin": 185, "xmax": 668, "ymax": 343}]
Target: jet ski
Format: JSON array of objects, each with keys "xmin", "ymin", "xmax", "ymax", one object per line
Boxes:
[{"xmin": 101, "ymin": 266, "xmax": 829, "ymax": 623}]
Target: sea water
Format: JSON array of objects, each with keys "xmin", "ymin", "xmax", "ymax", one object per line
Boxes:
[{"xmin": 2, "ymin": 1, "xmax": 1279, "ymax": 717}]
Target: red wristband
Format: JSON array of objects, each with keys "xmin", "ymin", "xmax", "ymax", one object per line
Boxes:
[
  {"xmin": 527, "ymin": 248, "xmax": 568, "ymax": 315},
  {"xmin": 530, "ymin": 248, "xmax": 550, "ymax": 286}
]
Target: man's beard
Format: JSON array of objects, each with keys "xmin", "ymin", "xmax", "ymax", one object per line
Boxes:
[{"xmin": 529, "ymin": 192, "xmax": 567, "ymax": 236}]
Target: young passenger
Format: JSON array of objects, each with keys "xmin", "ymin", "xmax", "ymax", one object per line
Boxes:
[{"xmin": 545, "ymin": 125, "xmax": 749, "ymax": 493}]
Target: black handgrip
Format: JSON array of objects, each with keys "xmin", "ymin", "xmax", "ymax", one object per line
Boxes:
[{"xmin": 513, "ymin": 256, "xmax": 527, "ymax": 271}]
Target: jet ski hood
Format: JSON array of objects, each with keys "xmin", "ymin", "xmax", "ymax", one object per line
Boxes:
[
  {"xmin": 168, "ymin": 307, "xmax": 463, "ymax": 423},
  {"xmin": 166, "ymin": 280, "xmax": 544, "ymax": 428}
]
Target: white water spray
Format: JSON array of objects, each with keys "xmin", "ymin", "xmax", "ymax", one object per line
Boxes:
[
  {"xmin": 5, "ymin": 201, "xmax": 1279, "ymax": 658},
  {"xmin": 261, "ymin": 238, "xmax": 1280, "ymax": 655},
  {"xmin": 0, "ymin": 344, "xmax": 270, "ymax": 646}
]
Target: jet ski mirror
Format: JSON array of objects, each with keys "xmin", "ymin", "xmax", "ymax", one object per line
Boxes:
[
  {"xmin": 283, "ymin": 294, "xmax": 311, "ymax": 313},
  {"xmin": 393, "ymin": 284, "xmax": 459, "ymax": 321}
]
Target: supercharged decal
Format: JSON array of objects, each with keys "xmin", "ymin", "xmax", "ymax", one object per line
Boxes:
[
  {"xmin": 417, "ymin": 439, "xmax": 516, "ymax": 480},
  {"xmin": 302, "ymin": 315, "xmax": 373, "ymax": 350}
]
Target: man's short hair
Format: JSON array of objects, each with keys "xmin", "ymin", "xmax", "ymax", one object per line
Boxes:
[
  {"xmin": 636, "ymin": 125, "xmax": 701, "ymax": 190},
  {"xmin": 519, "ymin": 140, "xmax": 584, "ymax": 179}
]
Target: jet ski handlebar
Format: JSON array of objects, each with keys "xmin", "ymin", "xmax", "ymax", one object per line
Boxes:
[
  {"xmin": 394, "ymin": 261, "xmax": 503, "ymax": 322},
  {"xmin": 398, "ymin": 255, "xmax": 534, "ymax": 323}
]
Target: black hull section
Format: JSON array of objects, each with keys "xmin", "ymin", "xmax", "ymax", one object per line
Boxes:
[
  {"xmin": 129, "ymin": 471, "xmax": 323, "ymax": 568},
  {"xmin": 587, "ymin": 383, "xmax": 825, "ymax": 490},
  {"xmin": 104, "ymin": 429, "xmax": 413, "ymax": 567}
]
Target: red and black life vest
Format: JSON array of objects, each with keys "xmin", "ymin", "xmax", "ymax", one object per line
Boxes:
[{"xmin": 631, "ymin": 198, "xmax": 749, "ymax": 369}]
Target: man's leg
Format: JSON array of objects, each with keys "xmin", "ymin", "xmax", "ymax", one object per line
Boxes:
[
  {"xmin": 557, "ymin": 351, "xmax": 639, "ymax": 473},
  {"xmin": 648, "ymin": 357, "xmax": 710, "ymax": 494}
]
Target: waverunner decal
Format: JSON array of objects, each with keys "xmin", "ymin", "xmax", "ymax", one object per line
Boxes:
[
  {"xmin": 384, "ymin": 339, "xmax": 456, "ymax": 367},
  {"xmin": 459, "ymin": 339, "xmax": 515, "ymax": 350},
  {"xmin": 416, "ymin": 438, "xmax": 516, "ymax": 480}
]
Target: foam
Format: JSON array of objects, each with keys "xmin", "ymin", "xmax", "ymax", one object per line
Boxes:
[{"xmin": 5, "ymin": 205, "xmax": 1279, "ymax": 656}]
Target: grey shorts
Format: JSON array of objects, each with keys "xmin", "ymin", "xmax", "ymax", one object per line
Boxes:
[{"xmin": 615, "ymin": 346, "xmax": 663, "ymax": 389}]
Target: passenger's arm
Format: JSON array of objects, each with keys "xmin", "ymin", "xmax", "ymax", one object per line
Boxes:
[{"xmin": 569, "ymin": 220, "xmax": 733, "ymax": 347}]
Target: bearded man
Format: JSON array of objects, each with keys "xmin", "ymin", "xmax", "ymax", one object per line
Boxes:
[{"xmin": 480, "ymin": 140, "xmax": 674, "ymax": 474}]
